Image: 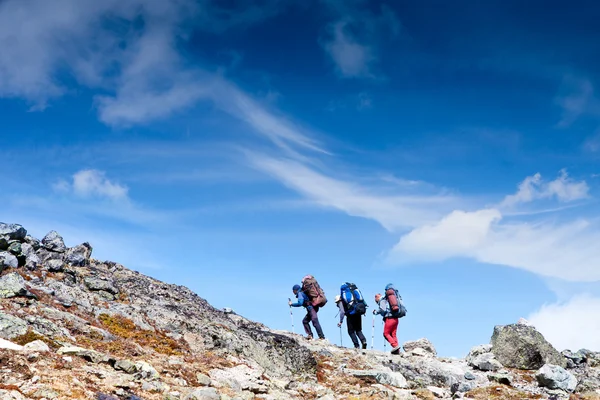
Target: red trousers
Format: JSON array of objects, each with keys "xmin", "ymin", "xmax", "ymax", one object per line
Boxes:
[{"xmin": 383, "ymin": 317, "xmax": 399, "ymax": 348}]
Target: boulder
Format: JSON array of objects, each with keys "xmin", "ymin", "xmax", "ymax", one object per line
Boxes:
[
  {"xmin": 535, "ymin": 364, "xmax": 577, "ymax": 392},
  {"xmin": 403, "ymin": 338, "xmax": 437, "ymax": 356},
  {"xmin": 65, "ymin": 242, "xmax": 92, "ymax": 266},
  {"xmin": 24, "ymin": 235, "xmax": 41, "ymax": 249},
  {"xmin": 0, "ymin": 337, "xmax": 24, "ymax": 351},
  {"xmin": 46, "ymin": 259, "xmax": 65, "ymax": 272},
  {"xmin": 345, "ymin": 369, "xmax": 408, "ymax": 388},
  {"xmin": 0, "ymin": 272, "xmax": 34, "ymax": 299},
  {"xmin": 469, "ymin": 352, "xmax": 502, "ymax": 372},
  {"xmin": 23, "ymin": 340, "xmax": 50, "ymax": 352},
  {"xmin": 0, "ymin": 223, "xmax": 27, "ymax": 240},
  {"xmin": 0, "ymin": 236, "xmax": 9, "ymax": 250},
  {"xmin": 57, "ymin": 346, "xmax": 112, "ymax": 364},
  {"xmin": 8, "ymin": 241, "xmax": 21, "ymax": 255},
  {"xmin": 42, "ymin": 230, "xmax": 67, "ymax": 252},
  {"xmin": 84, "ymin": 277, "xmax": 119, "ymax": 294},
  {"xmin": 0, "ymin": 311, "xmax": 28, "ymax": 339},
  {"xmin": 0, "ymin": 251, "xmax": 18, "ymax": 271},
  {"xmin": 562, "ymin": 350, "xmax": 585, "ymax": 368},
  {"xmin": 491, "ymin": 324, "xmax": 565, "ymax": 369}
]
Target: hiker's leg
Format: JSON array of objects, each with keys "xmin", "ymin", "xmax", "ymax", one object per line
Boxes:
[
  {"xmin": 353, "ymin": 314, "xmax": 367, "ymax": 345},
  {"xmin": 310, "ymin": 307, "xmax": 325, "ymax": 339},
  {"xmin": 385, "ymin": 318, "xmax": 399, "ymax": 348},
  {"xmin": 302, "ymin": 311, "xmax": 313, "ymax": 337},
  {"xmin": 346, "ymin": 315, "xmax": 360, "ymax": 348},
  {"xmin": 383, "ymin": 318, "xmax": 396, "ymax": 347}
]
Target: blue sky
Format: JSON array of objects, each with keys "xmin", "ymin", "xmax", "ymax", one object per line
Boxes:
[{"xmin": 2, "ymin": 0, "xmax": 600, "ymax": 356}]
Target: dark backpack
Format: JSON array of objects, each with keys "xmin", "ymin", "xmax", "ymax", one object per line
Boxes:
[
  {"xmin": 340, "ymin": 282, "xmax": 367, "ymax": 315},
  {"xmin": 302, "ymin": 275, "xmax": 327, "ymax": 307},
  {"xmin": 385, "ymin": 286, "xmax": 406, "ymax": 318}
]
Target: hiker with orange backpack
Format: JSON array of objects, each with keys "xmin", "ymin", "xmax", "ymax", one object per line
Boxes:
[
  {"xmin": 289, "ymin": 275, "xmax": 327, "ymax": 340},
  {"xmin": 374, "ymin": 283, "xmax": 406, "ymax": 354}
]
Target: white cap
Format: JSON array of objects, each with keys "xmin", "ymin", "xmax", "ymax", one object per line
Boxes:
[{"xmin": 335, "ymin": 295, "xmax": 341, "ymax": 303}]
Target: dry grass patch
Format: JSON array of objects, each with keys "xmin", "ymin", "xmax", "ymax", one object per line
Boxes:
[
  {"xmin": 571, "ymin": 394, "xmax": 600, "ymax": 400},
  {"xmin": 97, "ymin": 313, "xmax": 187, "ymax": 356},
  {"xmin": 465, "ymin": 385, "xmax": 543, "ymax": 399},
  {"xmin": 412, "ymin": 388, "xmax": 437, "ymax": 400},
  {"xmin": 12, "ymin": 329, "xmax": 59, "ymax": 349}
]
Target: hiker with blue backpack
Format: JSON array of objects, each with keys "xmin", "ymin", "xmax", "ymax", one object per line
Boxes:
[
  {"xmin": 374, "ymin": 283, "xmax": 407, "ymax": 355},
  {"xmin": 288, "ymin": 275, "xmax": 327, "ymax": 340},
  {"xmin": 336, "ymin": 282, "xmax": 368, "ymax": 349}
]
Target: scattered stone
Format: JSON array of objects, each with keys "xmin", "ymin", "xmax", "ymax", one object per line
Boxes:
[
  {"xmin": 115, "ymin": 359, "xmax": 137, "ymax": 374},
  {"xmin": 491, "ymin": 324, "xmax": 566, "ymax": 369},
  {"xmin": 488, "ymin": 373, "xmax": 513, "ymax": 386},
  {"xmin": 562, "ymin": 350, "xmax": 585, "ymax": 368},
  {"xmin": 8, "ymin": 241, "xmax": 21, "ymax": 255},
  {"xmin": 469, "ymin": 352, "xmax": 502, "ymax": 372},
  {"xmin": 57, "ymin": 346, "xmax": 111, "ymax": 364},
  {"xmin": 42, "ymin": 230, "xmax": 67, "ymax": 252},
  {"xmin": 0, "ymin": 272, "xmax": 35, "ymax": 299},
  {"xmin": 84, "ymin": 277, "xmax": 119, "ymax": 294},
  {"xmin": 23, "ymin": 340, "xmax": 50, "ymax": 352},
  {"xmin": 0, "ymin": 223, "xmax": 27, "ymax": 240},
  {"xmin": 24, "ymin": 234, "xmax": 41, "ymax": 249},
  {"xmin": 196, "ymin": 373, "xmax": 212, "ymax": 386},
  {"xmin": 426, "ymin": 386, "xmax": 448, "ymax": 398},
  {"xmin": 345, "ymin": 369, "xmax": 408, "ymax": 388},
  {"xmin": 133, "ymin": 361, "xmax": 160, "ymax": 380},
  {"xmin": 403, "ymin": 338, "xmax": 437, "ymax": 356},
  {"xmin": 0, "ymin": 389, "xmax": 26, "ymax": 400},
  {"xmin": 464, "ymin": 371, "xmax": 476, "ymax": 380},
  {"xmin": 65, "ymin": 242, "xmax": 92, "ymax": 266},
  {"xmin": 536, "ymin": 364, "xmax": 577, "ymax": 392},
  {"xmin": 46, "ymin": 259, "xmax": 64, "ymax": 272},
  {"xmin": 184, "ymin": 388, "xmax": 220, "ymax": 400},
  {"xmin": 0, "ymin": 251, "xmax": 18, "ymax": 271},
  {"xmin": 142, "ymin": 380, "xmax": 168, "ymax": 393},
  {"xmin": 0, "ymin": 311, "xmax": 28, "ymax": 339}
]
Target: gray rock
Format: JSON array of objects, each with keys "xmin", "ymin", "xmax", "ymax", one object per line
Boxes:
[
  {"xmin": 142, "ymin": 380, "xmax": 168, "ymax": 393},
  {"xmin": 468, "ymin": 352, "xmax": 502, "ymax": 372},
  {"xmin": 0, "ymin": 236, "xmax": 9, "ymax": 251},
  {"xmin": 403, "ymin": 338, "xmax": 437, "ymax": 356},
  {"xmin": 491, "ymin": 324, "xmax": 566, "ymax": 369},
  {"xmin": 57, "ymin": 346, "xmax": 112, "ymax": 364},
  {"xmin": 24, "ymin": 235, "xmax": 41, "ymax": 249},
  {"xmin": 0, "ymin": 272, "xmax": 33, "ymax": 299},
  {"xmin": 536, "ymin": 364, "xmax": 577, "ymax": 392},
  {"xmin": 562, "ymin": 350, "xmax": 585, "ymax": 368},
  {"xmin": 134, "ymin": 361, "xmax": 160, "ymax": 380},
  {"xmin": 23, "ymin": 340, "xmax": 50, "ymax": 352},
  {"xmin": 464, "ymin": 371, "xmax": 476, "ymax": 380},
  {"xmin": 184, "ymin": 388, "xmax": 220, "ymax": 400},
  {"xmin": 46, "ymin": 259, "xmax": 64, "ymax": 272},
  {"xmin": 0, "ymin": 311, "xmax": 28, "ymax": 339},
  {"xmin": 114, "ymin": 359, "xmax": 137, "ymax": 374},
  {"xmin": 488, "ymin": 372, "xmax": 513, "ymax": 386},
  {"xmin": 0, "ymin": 251, "xmax": 18, "ymax": 271},
  {"xmin": 20, "ymin": 243, "xmax": 34, "ymax": 257},
  {"xmin": 42, "ymin": 230, "xmax": 67, "ymax": 252},
  {"xmin": 345, "ymin": 369, "xmax": 408, "ymax": 388},
  {"xmin": 0, "ymin": 223, "xmax": 27, "ymax": 240},
  {"xmin": 84, "ymin": 277, "xmax": 119, "ymax": 294},
  {"xmin": 8, "ymin": 241, "xmax": 21, "ymax": 255},
  {"xmin": 25, "ymin": 253, "xmax": 40, "ymax": 270},
  {"xmin": 65, "ymin": 242, "xmax": 92, "ymax": 266},
  {"xmin": 196, "ymin": 373, "xmax": 212, "ymax": 386},
  {"xmin": 0, "ymin": 389, "xmax": 27, "ymax": 400}
]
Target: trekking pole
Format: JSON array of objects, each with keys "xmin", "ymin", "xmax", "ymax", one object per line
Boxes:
[
  {"xmin": 288, "ymin": 298, "xmax": 295, "ymax": 333},
  {"xmin": 370, "ymin": 316, "xmax": 375, "ymax": 350},
  {"xmin": 339, "ymin": 325, "xmax": 343, "ymax": 347}
]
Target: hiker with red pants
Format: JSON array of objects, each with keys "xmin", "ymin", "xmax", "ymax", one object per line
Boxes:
[
  {"xmin": 289, "ymin": 284, "xmax": 326, "ymax": 340},
  {"xmin": 374, "ymin": 283, "xmax": 406, "ymax": 354}
]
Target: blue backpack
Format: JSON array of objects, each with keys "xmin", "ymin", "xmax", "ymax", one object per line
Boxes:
[{"xmin": 340, "ymin": 282, "xmax": 367, "ymax": 315}]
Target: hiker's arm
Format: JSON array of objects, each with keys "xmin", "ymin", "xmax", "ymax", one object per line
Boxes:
[
  {"xmin": 338, "ymin": 301, "xmax": 345, "ymax": 323},
  {"xmin": 290, "ymin": 292, "xmax": 305, "ymax": 307}
]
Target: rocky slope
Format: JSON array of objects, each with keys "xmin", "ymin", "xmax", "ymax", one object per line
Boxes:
[{"xmin": 1, "ymin": 222, "xmax": 599, "ymax": 400}]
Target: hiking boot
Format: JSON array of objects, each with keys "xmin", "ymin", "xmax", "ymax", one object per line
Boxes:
[
  {"xmin": 306, "ymin": 335, "xmax": 313, "ymax": 340},
  {"xmin": 391, "ymin": 345, "xmax": 401, "ymax": 354},
  {"xmin": 361, "ymin": 343, "xmax": 367, "ymax": 350}
]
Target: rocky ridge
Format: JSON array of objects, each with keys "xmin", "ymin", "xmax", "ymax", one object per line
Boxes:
[{"xmin": 1, "ymin": 222, "xmax": 600, "ymax": 400}]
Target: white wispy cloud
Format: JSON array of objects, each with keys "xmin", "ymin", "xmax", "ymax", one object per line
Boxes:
[
  {"xmin": 248, "ymin": 153, "xmax": 458, "ymax": 231},
  {"xmin": 54, "ymin": 169, "xmax": 128, "ymax": 201},
  {"xmin": 528, "ymin": 294, "xmax": 600, "ymax": 351},
  {"xmin": 320, "ymin": 0, "xmax": 400, "ymax": 79},
  {"xmin": 388, "ymin": 170, "xmax": 600, "ymax": 282},
  {"xmin": 500, "ymin": 170, "xmax": 589, "ymax": 208}
]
